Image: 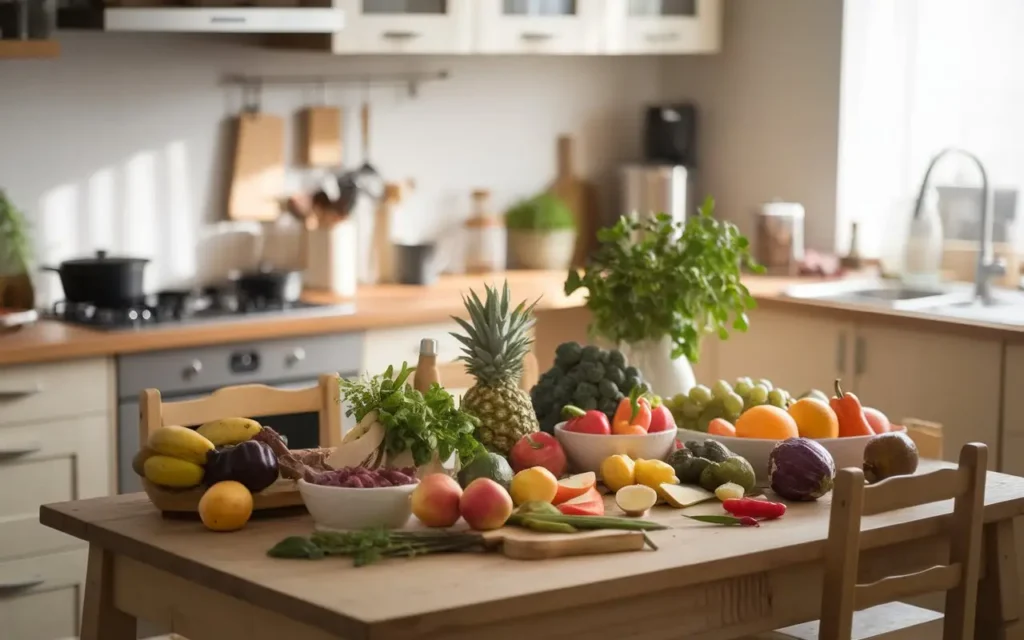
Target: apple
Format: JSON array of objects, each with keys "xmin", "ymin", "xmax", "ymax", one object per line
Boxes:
[
  {"xmin": 411, "ymin": 473, "xmax": 463, "ymax": 528},
  {"xmin": 553, "ymin": 471, "xmax": 597, "ymax": 504},
  {"xmin": 509, "ymin": 432, "xmax": 567, "ymax": 477},
  {"xmin": 864, "ymin": 407, "xmax": 891, "ymax": 434},
  {"xmin": 459, "ymin": 478, "xmax": 513, "ymax": 531},
  {"xmin": 648, "ymin": 405, "xmax": 677, "ymax": 433}
]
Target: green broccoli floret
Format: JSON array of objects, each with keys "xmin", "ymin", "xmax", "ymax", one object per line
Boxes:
[
  {"xmin": 598, "ymin": 398, "xmax": 618, "ymax": 416},
  {"xmin": 578, "ymin": 361, "xmax": 605, "ymax": 384},
  {"xmin": 566, "ymin": 367, "xmax": 585, "ymax": 383},
  {"xmin": 623, "ymin": 376, "xmax": 642, "ymax": 394},
  {"xmin": 607, "ymin": 349, "xmax": 627, "ymax": 369},
  {"xmin": 554, "ymin": 342, "xmax": 583, "ymax": 369},
  {"xmin": 597, "ymin": 349, "xmax": 610, "ymax": 364},
  {"xmin": 624, "ymin": 366, "xmax": 641, "ymax": 380},
  {"xmin": 576, "ymin": 396, "xmax": 598, "ymax": 411},
  {"xmin": 598, "ymin": 379, "xmax": 619, "ymax": 399},
  {"xmin": 604, "ymin": 365, "xmax": 625, "ymax": 387},
  {"xmin": 553, "ymin": 378, "xmax": 576, "ymax": 404},
  {"xmin": 572, "ymin": 382, "xmax": 598, "ymax": 405},
  {"xmin": 580, "ymin": 345, "xmax": 602, "ymax": 363}
]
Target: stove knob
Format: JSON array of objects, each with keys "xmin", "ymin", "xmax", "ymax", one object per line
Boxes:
[
  {"xmin": 184, "ymin": 359, "xmax": 203, "ymax": 378},
  {"xmin": 286, "ymin": 348, "xmax": 306, "ymax": 366}
]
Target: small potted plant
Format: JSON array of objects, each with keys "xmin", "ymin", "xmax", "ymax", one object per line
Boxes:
[
  {"xmin": 0, "ymin": 190, "xmax": 34, "ymax": 311},
  {"xmin": 505, "ymin": 192, "xmax": 577, "ymax": 270},
  {"xmin": 564, "ymin": 197, "xmax": 762, "ymax": 395}
]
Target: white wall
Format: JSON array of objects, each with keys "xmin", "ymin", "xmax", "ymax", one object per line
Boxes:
[
  {"xmin": 658, "ymin": 0, "xmax": 845, "ymax": 251},
  {"xmin": 0, "ymin": 33, "xmax": 660, "ymax": 303}
]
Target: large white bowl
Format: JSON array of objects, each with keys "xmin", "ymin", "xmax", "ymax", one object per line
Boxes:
[
  {"xmin": 554, "ymin": 422, "xmax": 678, "ymax": 476},
  {"xmin": 677, "ymin": 429, "xmax": 876, "ymax": 484},
  {"xmin": 298, "ymin": 479, "xmax": 418, "ymax": 531}
]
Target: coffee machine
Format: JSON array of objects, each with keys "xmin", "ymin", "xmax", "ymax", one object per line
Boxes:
[{"xmin": 620, "ymin": 103, "xmax": 698, "ymax": 224}]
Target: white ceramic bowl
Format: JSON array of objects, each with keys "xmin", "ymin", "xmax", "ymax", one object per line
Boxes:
[
  {"xmin": 554, "ymin": 422, "xmax": 678, "ymax": 475},
  {"xmin": 677, "ymin": 429, "xmax": 876, "ymax": 484},
  {"xmin": 298, "ymin": 479, "xmax": 418, "ymax": 531}
]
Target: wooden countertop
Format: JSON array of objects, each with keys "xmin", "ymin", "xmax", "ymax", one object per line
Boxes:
[
  {"xmin": 3, "ymin": 270, "xmax": 1023, "ymax": 368},
  {"xmin": 37, "ymin": 463, "xmax": 1024, "ymax": 639}
]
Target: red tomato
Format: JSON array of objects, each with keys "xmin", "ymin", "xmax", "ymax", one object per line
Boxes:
[{"xmin": 509, "ymin": 432, "xmax": 567, "ymax": 476}]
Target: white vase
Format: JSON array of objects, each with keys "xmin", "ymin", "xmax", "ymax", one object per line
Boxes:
[{"xmin": 620, "ymin": 337, "xmax": 696, "ymax": 398}]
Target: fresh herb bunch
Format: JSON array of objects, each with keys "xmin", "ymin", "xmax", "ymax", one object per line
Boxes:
[
  {"xmin": 565, "ymin": 197, "xmax": 762, "ymax": 363},
  {"xmin": 505, "ymin": 193, "xmax": 576, "ymax": 231},
  {"xmin": 267, "ymin": 529, "xmax": 486, "ymax": 567},
  {"xmin": 339, "ymin": 363, "xmax": 483, "ymax": 466},
  {"xmin": 0, "ymin": 190, "xmax": 31, "ymax": 276}
]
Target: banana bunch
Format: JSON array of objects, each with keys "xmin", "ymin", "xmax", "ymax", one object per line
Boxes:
[{"xmin": 136, "ymin": 418, "xmax": 262, "ymax": 489}]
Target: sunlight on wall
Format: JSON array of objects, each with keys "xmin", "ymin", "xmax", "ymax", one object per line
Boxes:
[
  {"xmin": 37, "ymin": 183, "xmax": 80, "ymax": 304},
  {"xmin": 86, "ymin": 167, "xmax": 117, "ymax": 251},
  {"xmin": 164, "ymin": 139, "xmax": 196, "ymax": 286}
]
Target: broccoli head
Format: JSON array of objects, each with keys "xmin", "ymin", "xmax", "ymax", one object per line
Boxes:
[
  {"xmin": 624, "ymin": 365, "xmax": 641, "ymax": 380},
  {"xmin": 598, "ymin": 398, "xmax": 618, "ymax": 416},
  {"xmin": 580, "ymin": 345, "xmax": 602, "ymax": 363},
  {"xmin": 607, "ymin": 349, "xmax": 627, "ymax": 370},
  {"xmin": 554, "ymin": 342, "xmax": 583, "ymax": 369},
  {"xmin": 623, "ymin": 376, "xmax": 642, "ymax": 394},
  {"xmin": 553, "ymin": 378, "xmax": 577, "ymax": 403},
  {"xmin": 598, "ymin": 379, "xmax": 619, "ymax": 400},
  {"xmin": 572, "ymin": 382, "xmax": 598, "ymax": 405},
  {"xmin": 578, "ymin": 361, "xmax": 605, "ymax": 384},
  {"xmin": 604, "ymin": 365, "xmax": 625, "ymax": 387}
]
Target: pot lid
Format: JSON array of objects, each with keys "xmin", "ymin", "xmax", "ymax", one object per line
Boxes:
[{"xmin": 61, "ymin": 250, "xmax": 150, "ymax": 267}]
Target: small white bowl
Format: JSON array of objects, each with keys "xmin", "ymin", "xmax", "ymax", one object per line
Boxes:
[
  {"xmin": 554, "ymin": 422, "xmax": 678, "ymax": 476},
  {"xmin": 298, "ymin": 479, "xmax": 418, "ymax": 531},
  {"xmin": 677, "ymin": 429, "xmax": 875, "ymax": 484}
]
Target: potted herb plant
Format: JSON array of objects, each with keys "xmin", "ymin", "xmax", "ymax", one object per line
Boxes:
[
  {"xmin": 0, "ymin": 190, "xmax": 34, "ymax": 310},
  {"xmin": 564, "ymin": 197, "xmax": 762, "ymax": 395},
  {"xmin": 505, "ymin": 192, "xmax": 577, "ymax": 270}
]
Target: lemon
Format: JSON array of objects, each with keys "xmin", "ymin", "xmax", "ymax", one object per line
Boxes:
[
  {"xmin": 509, "ymin": 467, "xmax": 559, "ymax": 506},
  {"xmin": 634, "ymin": 459, "xmax": 679, "ymax": 494},
  {"xmin": 600, "ymin": 454, "xmax": 636, "ymax": 492}
]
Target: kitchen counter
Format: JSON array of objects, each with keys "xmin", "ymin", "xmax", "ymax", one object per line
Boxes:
[{"xmin": 3, "ymin": 270, "xmax": 1024, "ymax": 368}]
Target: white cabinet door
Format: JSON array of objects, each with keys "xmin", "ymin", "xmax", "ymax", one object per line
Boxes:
[
  {"xmin": 332, "ymin": 0, "xmax": 474, "ymax": 54},
  {"xmin": 853, "ymin": 322, "xmax": 1001, "ymax": 468},
  {"xmin": 716, "ymin": 306, "xmax": 854, "ymax": 396},
  {"xmin": 605, "ymin": 0, "xmax": 722, "ymax": 54},
  {"xmin": 1001, "ymin": 344, "xmax": 1024, "ymax": 475},
  {"xmin": 475, "ymin": 0, "xmax": 605, "ymax": 54},
  {"xmin": 0, "ymin": 549, "xmax": 87, "ymax": 640}
]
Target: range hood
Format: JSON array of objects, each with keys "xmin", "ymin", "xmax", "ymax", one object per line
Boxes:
[{"xmin": 58, "ymin": 2, "xmax": 345, "ymax": 33}]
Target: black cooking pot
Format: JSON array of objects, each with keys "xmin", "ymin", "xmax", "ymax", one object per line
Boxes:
[
  {"xmin": 233, "ymin": 264, "xmax": 302, "ymax": 304},
  {"xmin": 43, "ymin": 250, "xmax": 149, "ymax": 306}
]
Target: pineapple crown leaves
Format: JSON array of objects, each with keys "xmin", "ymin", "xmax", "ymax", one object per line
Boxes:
[{"xmin": 450, "ymin": 281, "xmax": 540, "ymax": 386}]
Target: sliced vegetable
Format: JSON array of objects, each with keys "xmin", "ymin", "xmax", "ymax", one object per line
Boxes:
[
  {"xmin": 615, "ymin": 484, "xmax": 658, "ymax": 517},
  {"xmin": 659, "ymin": 483, "xmax": 716, "ymax": 509},
  {"xmin": 714, "ymin": 482, "xmax": 745, "ymax": 501},
  {"xmin": 557, "ymin": 487, "xmax": 605, "ymax": 516}
]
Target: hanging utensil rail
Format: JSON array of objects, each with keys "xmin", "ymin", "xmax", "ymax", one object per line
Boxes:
[{"xmin": 221, "ymin": 71, "xmax": 449, "ymax": 98}]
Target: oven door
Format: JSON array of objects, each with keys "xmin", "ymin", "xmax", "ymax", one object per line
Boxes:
[{"xmin": 117, "ymin": 379, "xmax": 354, "ymax": 494}]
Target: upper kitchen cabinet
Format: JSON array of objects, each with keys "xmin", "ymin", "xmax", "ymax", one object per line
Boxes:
[
  {"xmin": 604, "ymin": 0, "xmax": 721, "ymax": 54},
  {"xmin": 331, "ymin": 0, "xmax": 474, "ymax": 53},
  {"xmin": 475, "ymin": 0, "xmax": 605, "ymax": 55}
]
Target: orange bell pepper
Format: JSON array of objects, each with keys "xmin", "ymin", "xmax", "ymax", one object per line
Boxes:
[
  {"xmin": 830, "ymin": 379, "xmax": 874, "ymax": 437},
  {"xmin": 612, "ymin": 387, "xmax": 652, "ymax": 434}
]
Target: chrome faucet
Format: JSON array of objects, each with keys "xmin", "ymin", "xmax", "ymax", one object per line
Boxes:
[{"xmin": 912, "ymin": 147, "xmax": 1004, "ymax": 305}]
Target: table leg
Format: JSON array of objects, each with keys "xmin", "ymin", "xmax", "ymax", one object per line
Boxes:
[
  {"xmin": 976, "ymin": 519, "xmax": 1024, "ymax": 640},
  {"xmin": 80, "ymin": 544, "xmax": 136, "ymax": 640}
]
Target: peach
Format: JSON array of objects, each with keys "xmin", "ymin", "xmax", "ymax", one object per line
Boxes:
[
  {"xmin": 411, "ymin": 473, "xmax": 463, "ymax": 528},
  {"xmin": 459, "ymin": 478, "xmax": 513, "ymax": 531}
]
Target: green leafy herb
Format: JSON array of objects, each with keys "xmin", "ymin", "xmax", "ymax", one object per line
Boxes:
[
  {"xmin": 268, "ymin": 529, "xmax": 487, "ymax": 567},
  {"xmin": 0, "ymin": 190, "xmax": 31, "ymax": 277},
  {"xmin": 340, "ymin": 363, "xmax": 483, "ymax": 466},
  {"xmin": 565, "ymin": 197, "xmax": 763, "ymax": 363}
]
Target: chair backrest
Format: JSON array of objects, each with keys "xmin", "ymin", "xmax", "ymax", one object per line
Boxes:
[
  {"xmin": 138, "ymin": 373, "xmax": 342, "ymax": 449},
  {"xmin": 436, "ymin": 351, "xmax": 540, "ymax": 392},
  {"xmin": 818, "ymin": 443, "xmax": 987, "ymax": 640}
]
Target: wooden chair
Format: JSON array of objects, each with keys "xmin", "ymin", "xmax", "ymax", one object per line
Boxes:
[
  {"xmin": 139, "ymin": 373, "xmax": 343, "ymax": 449},
  {"xmin": 766, "ymin": 442, "xmax": 988, "ymax": 640}
]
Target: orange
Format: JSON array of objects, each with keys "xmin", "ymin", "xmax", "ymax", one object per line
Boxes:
[
  {"xmin": 734, "ymin": 405, "xmax": 799, "ymax": 440},
  {"xmin": 788, "ymin": 398, "xmax": 840, "ymax": 439}
]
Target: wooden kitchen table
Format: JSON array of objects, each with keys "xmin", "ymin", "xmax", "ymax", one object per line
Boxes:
[{"xmin": 40, "ymin": 462, "xmax": 1024, "ymax": 640}]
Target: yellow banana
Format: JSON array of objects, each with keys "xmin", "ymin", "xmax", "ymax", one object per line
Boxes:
[
  {"xmin": 143, "ymin": 455, "xmax": 204, "ymax": 489},
  {"xmin": 196, "ymin": 417, "xmax": 262, "ymax": 447},
  {"xmin": 147, "ymin": 425, "xmax": 215, "ymax": 465}
]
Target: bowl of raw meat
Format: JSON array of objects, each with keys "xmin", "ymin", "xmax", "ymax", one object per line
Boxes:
[{"xmin": 298, "ymin": 466, "xmax": 419, "ymax": 531}]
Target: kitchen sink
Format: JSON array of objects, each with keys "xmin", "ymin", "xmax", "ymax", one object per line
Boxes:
[
  {"xmin": 928, "ymin": 291, "xmax": 1024, "ymax": 325},
  {"xmin": 783, "ymin": 278, "xmax": 974, "ymax": 311}
]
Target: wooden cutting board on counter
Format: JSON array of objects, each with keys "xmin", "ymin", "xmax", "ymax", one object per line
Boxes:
[
  {"xmin": 550, "ymin": 135, "xmax": 600, "ymax": 267},
  {"xmin": 227, "ymin": 110, "xmax": 285, "ymax": 221},
  {"xmin": 481, "ymin": 525, "xmax": 645, "ymax": 560}
]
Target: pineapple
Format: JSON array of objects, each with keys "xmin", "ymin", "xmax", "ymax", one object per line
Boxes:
[{"xmin": 452, "ymin": 281, "xmax": 540, "ymax": 455}]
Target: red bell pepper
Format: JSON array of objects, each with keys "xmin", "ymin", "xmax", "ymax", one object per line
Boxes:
[
  {"xmin": 557, "ymin": 487, "xmax": 605, "ymax": 516},
  {"xmin": 562, "ymin": 405, "xmax": 612, "ymax": 435}
]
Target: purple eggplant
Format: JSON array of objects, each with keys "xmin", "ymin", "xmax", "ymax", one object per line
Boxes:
[{"xmin": 205, "ymin": 440, "xmax": 279, "ymax": 493}]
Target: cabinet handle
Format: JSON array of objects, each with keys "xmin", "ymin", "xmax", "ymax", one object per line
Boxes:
[
  {"xmin": 382, "ymin": 31, "xmax": 420, "ymax": 40},
  {"xmin": 0, "ymin": 383, "xmax": 44, "ymax": 399},
  {"xmin": 854, "ymin": 335, "xmax": 866, "ymax": 376},
  {"xmin": 645, "ymin": 32, "xmax": 680, "ymax": 42},
  {"xmin": 286, "ymin": 348, "xmax": 307, "ymax": 366},
  {"xmin": 184, "ymin": 359, "xmax": 203, "ymax": 379},
  {"xmin": 521, "ymin": 32, "xmax": 555, "ymax": 41},
  {"xmin": 0, "ymin": 577, "xmax": 44, "ymax": 592},
  {"xmin": 836, "ymin": 332, "xmax": 847, "ymax": 374},
  {"xmin": 0, "ymin": 443, "xmax": 41, "ymax": 459}
]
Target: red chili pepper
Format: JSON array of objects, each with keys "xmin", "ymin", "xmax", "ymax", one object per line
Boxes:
[
  {"xmin": 722, "ymin": 498, "xmax": 787, "ymax": 520},
  {"xmin": 683, "ymin": 514, "xmax": 760, "ymax": 527}
]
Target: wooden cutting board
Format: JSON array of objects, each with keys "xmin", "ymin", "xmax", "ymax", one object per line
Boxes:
[
  {"xmin": 228, "ymin": 111, "xmax": 285, "ymax": 221},
  {"xmin": 482, "ymin": 525, "xmax": 645, "ymax": 560},
  {"xmin": 550, "ymin": 135, "xmax": 600, "ymax": 267},
  {"xmin": 300, "ymin": 105, "xmax": 343, "ymax": 168}
]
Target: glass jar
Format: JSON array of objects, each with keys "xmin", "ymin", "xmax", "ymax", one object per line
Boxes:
[{"xmin": 463, "ymin": 189, "xmax": 506, "ymax": 273}]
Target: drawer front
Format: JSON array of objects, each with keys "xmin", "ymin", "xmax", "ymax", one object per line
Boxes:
[
  {"xmin": 117, "ymin": 332, "xmax": 365, "ymax": 398},
  {"xmin": 0, "ymin": 549, "xmax": 87, "ymax": 640},
  {"xmin": 0, "ymin": 358, "xmax": 111, "ymax": 426},
  {"xmin": 363, "ymin": 322, "xmax": 465, "ymax": 374},
  {"xmin": 332, "ymin": 0, "xmax": 474, "ymax": 53},
  {"xmin": 0, "ymin": 416, "xmax": 111, "ymax": 560}
]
